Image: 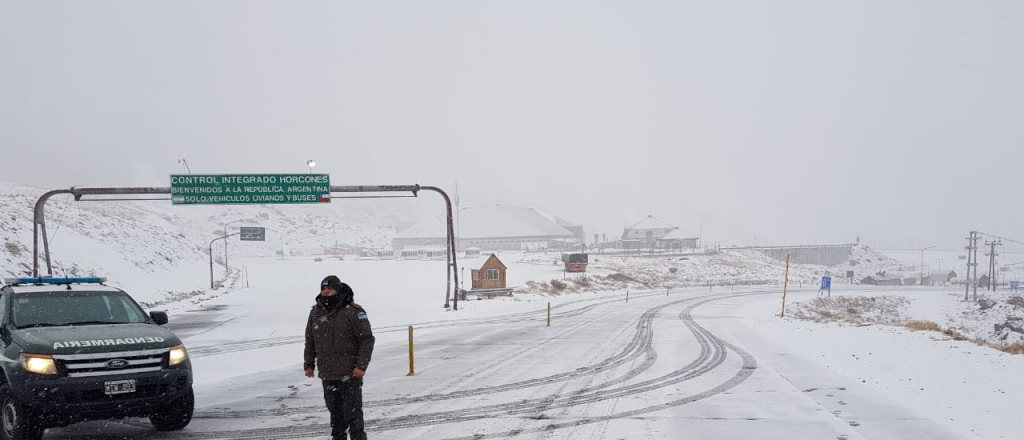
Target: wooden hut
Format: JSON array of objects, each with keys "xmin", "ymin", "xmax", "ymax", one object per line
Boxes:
[{"xmin": 472, "ymin": 254, "xmax": 508, "ymax": 290}]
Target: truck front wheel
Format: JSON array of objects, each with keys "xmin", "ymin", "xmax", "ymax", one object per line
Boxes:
[
  {"xmin": 0, "ymin": 384, "xmax": 44, "ymax": 440},
  {"xmin": 149, "ymin": 387, "xmax": 194, "ymax": 431}
]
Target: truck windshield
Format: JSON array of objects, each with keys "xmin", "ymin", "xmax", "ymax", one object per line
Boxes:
[{"xmin": 12, "ymin": 291, "xmax": 149, "ymax": 328}]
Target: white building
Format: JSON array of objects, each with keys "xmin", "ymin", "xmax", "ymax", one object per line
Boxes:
[
  {"xmin": 621, "ymin": 215, "xmax": 689, "ymax": 249},
  {"xmin": 393, "ymin": 204, "xmax": 577, "ymax": 251}
]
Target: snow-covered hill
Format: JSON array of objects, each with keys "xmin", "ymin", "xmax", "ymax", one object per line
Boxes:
[
  {"xmin": 0, "ymin": 180, "xmax": 907, "ymax": 305},
  {"xmin": 0, "ymin": 181, "xmax": 428, "ymax": 299},
  {"xmin": 509, "ymin": 245, "xmax": 904, "ymax": 294}
]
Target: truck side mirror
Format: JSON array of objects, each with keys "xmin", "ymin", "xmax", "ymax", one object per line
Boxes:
[{"xmin": 149, "ymin": 311, "xmax": 169, "ymax": 325}]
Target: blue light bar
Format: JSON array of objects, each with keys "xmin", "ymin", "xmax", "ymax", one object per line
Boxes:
[{"xmin": 4, "ymin": 277, "xmax": 107, "ymax": 285}]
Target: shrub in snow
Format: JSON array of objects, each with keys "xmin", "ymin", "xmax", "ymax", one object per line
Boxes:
[
  {"xmin": 1007, "ymin": 296, "xmax": 1024, "ymax": 309},
  {"xmin": 790, "ymin": 296, "xmax": 909, "ymax": 325},
  {"xmin": 4, "ymin": 241, "xmax": 22, "ymax": 256},
  {"xmin": 606, "ymin": 273, "xmax": 639, "ymax": 283},
  {"xmin": 905, "ymin": 320, "xmax": 941, "ymax": 332},
  {"xmin": 998, "ymin": 341, "xmax": 1024, "ymax": 354}
]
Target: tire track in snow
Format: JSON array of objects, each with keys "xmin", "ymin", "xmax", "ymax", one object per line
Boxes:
[
  {"xmin": 193, "ymin": 290, "xmax": 705, "ymax": 420},
  {"xmin": 187, "ymin": 289, "xmax": 683, "ymax": 359},
  {"xmin": 113, "ymin": 291, "xmax": 765, "ymax": 439}
]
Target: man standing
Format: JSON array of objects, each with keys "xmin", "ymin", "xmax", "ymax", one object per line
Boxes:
[{"xmin": 305, "ymin": 275, "xmax": 375, "ymax": 440}]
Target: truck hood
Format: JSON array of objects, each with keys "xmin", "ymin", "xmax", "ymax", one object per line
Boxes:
[{"xmin": 12, "ymin": 323, "xmax": 182, "ymax": 355}]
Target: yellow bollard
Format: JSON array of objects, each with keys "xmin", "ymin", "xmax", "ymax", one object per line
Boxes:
[
  {"xmin": 406, "ymin": 325, "xmax": 415, "ymax": 376},
  {"xmin": 547, "ymin": 302, "xmax": 551, "ymax": 327}
]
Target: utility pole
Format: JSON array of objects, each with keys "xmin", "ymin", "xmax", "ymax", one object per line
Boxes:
[
  {"xmin": 964, "ymin": 231, "xmax": 979, "ymax": 301},
  {"xmin": 985, "ymin": 239, "xmax": 1001, "ymax": 292},
  {"xmin": 920, "ymin": 245, "xmax": 935, "ymax": 285},
  {"xmin": 454, "ymin": 181, "xmax": 462, "ymax": 253}
]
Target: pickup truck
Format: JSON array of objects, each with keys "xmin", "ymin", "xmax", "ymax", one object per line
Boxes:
[{"xmin": 0, "ymin": 277, "xmax": 192, "ymax": 439}]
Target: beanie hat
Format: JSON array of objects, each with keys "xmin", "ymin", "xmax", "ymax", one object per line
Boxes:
[{"xmin": 321, "ymin": 275, "xmax": 343, "ymax": 293}]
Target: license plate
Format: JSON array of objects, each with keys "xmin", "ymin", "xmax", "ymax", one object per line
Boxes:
[{"xmin": 104, "ymin": 380, "xmax": 136, "ymax": 395}]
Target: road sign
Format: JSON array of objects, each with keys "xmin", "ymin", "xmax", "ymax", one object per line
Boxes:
[
  {"xmin": 239, "ymin": 227, "xmax": 266, "ymax": 242},
  {"xmin": 170, "ymin": 174, "xmax": 331, "ymax": 205},
  {"xmin": 1012, "ymin": 281, "xmax": 1019, "ymax": 293},
  {"xmin": 821, "ymin": 276, "xmax": 832, "ymax": 291}
]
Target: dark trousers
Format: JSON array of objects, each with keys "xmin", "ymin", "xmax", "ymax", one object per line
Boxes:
[{"xmin": 323, "ymin": 378, "xmax": 366, "ymax": 440}]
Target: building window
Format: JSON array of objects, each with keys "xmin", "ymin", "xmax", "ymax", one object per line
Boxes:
[
  {"xmin": 472, "ymin": 270, "xmax": 480, "ymax": 281},
  {"xmin": 486, "ymin": 269, "xmax": 500, "ymax": 280}
]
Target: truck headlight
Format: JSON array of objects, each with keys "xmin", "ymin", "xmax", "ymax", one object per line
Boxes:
[
  {"xmin": 21, "ymin": 354, "xmax": 57, "ymax": 375},
  {"xmin": 168, "ymin": 345, "xmax": 188, "ymax": 366}
]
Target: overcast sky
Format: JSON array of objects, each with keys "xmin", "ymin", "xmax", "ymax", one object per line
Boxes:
[{"xmin": 1, "ymin": 1, "xmax": 1021, "ymax": 249}]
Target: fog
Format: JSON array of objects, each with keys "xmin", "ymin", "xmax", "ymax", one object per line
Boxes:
[{"xmin": 2, "ymin": 1, "xmax": 1021, "ymax": 249}]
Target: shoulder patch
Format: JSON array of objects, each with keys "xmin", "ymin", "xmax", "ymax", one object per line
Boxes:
[
  {"xmin": 357, "ymin": 312, "xmax": 368, "ymax": 320},
  {"xmin": 352, "ymin": 303, "xmax": 362, "ymax": 309}
]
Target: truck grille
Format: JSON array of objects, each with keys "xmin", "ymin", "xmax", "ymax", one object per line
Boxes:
[{"xmin": 52, "ymin": 348, "xmax": 168, "ymax": 378}]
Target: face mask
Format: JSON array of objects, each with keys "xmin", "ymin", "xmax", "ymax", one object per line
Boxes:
[{"xmin": 321, "ymin": 294, "xmax": 340, "ymax": 309}]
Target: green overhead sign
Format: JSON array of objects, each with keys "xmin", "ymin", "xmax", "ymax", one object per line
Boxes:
[{"xmin": 170, "ymin": 174, "xmax": 331, "ymax": 205}]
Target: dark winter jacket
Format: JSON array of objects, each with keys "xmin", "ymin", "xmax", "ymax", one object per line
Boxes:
[{"xmin": 304, "ymin": 294, "xmax": 375, "ymax": 380}]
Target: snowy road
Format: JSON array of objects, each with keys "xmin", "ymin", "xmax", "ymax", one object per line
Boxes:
[{"xmin": 38, "ymin": 259, "xmax": 971, "ymax": 439}]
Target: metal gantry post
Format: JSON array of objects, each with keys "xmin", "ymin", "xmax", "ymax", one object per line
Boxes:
[
  {"xmin": 32, "ymin": 184, "xmax": 460, "ymax": 310},
  {"xmin": 33, "ymin": 187, "xmax": 172, "ymax": 277}
]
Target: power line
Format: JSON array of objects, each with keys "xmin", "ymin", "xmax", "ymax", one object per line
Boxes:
[
  {"xmin": 46, "ymin": 194, "xmax": 73, "ymax": 245},
  {"xmin": 977, "ymin": 231, "xmax": 1024, "ymax": 247}
]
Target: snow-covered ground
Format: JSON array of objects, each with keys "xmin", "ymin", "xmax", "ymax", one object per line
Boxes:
[
  {"xmin": 4, "ymin": 181, "xmax": 1021, "ymax": 439},
  {"xmin": 25, "ymin": 256, "xmax": 1019, "ymax": 439},
  {"xmin": 734, "ymin": 286, "xmax": 1024, "ymax": 440},
  {"xmin": 782, "ymin": 285, "xmax": 1024, "ymax": 347},
  {"xmin": 511, "ymin": 245, "xmax": 904, "ymax": 295}
]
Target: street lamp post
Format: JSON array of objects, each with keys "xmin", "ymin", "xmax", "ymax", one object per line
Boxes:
[
  {"xmin": 210, "ymin": 232, "xmax": 241, "ymax": 289},
  {"xmin": 920, "ymin": 245, "xmax": 935, "ymax": 285},
  {"xmin": 306, "ymin": 160, "xmax": 317, "ymax": 174},
  {"xmin": 698, "ymin": 220, "xmax": 710, "ymax": 250},
  {"xmin": 224, "ymin": 220, "xmax": 243, "ymax": 271}
]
